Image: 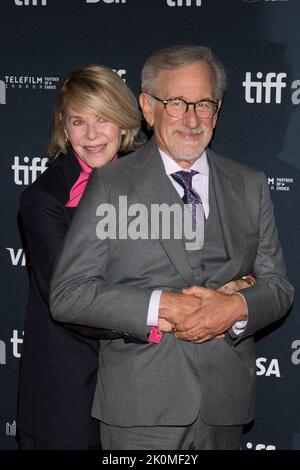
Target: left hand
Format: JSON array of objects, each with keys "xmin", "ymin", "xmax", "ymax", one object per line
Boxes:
[{"xmin": 174, "ymin": 285, "xmax": 247, "ymax": 343}]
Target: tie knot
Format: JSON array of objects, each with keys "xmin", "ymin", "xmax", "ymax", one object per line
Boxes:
[{"xmin": 171, "ymin": 170, "xmax": 198, "ymax": 191}]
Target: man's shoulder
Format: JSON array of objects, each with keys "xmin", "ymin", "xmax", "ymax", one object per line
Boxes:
[{"xmin": 208, "ymin": 149, "xmax": 264, "ymax": 179}]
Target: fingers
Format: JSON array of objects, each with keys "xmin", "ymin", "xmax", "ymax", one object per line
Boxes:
[
  {"xmin": 218, "ymin": 281, "xmax": 240, "ymax": 295},
  {"xmin": 158, "ymin": 317, "xmax": 174, "ymax": 333},
  {"xmin": 182, "ymin": 285, "xmax": 205, "ymax": 298}
]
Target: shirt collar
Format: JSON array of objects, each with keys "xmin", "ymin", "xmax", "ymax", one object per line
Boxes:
[{"xmin": 158, "ymin": 148, "xmax": 209, "ymax": 177}]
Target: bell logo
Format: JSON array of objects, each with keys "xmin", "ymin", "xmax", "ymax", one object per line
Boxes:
[
  {"xmin": 0, "ymin": 80, "xmax": 6, "ymax": 104},
  {"xmin": 246, "ymin": 442, "xmax": 276, "ymax": 450},
  {"xmin": 86, "ymin": 0, "xmax": 126, "ymax": 4},
  {"xmin": 256, "ymin": 357, "xmax": 281, "ymax": 377},
  {"xmin": 15, "ymin": 0, "xmax": 47, "ymax": 5},
  {"xmin": 113, "ymin": 69, "xmax": 127, "ymax": 81},
  {"xmin": 166, "ymin": 0, "xmax": 202, "ymax": 6},
  {"xmin": 243, "ymin": 72, "xmax": 287, "ymax": 104}
]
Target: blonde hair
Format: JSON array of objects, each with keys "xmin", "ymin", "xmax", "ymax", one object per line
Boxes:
[{"xmin": 48, "ymin": 65, "xmax": 141, "ymax": 159}]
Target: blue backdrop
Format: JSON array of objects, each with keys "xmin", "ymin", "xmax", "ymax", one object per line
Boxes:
[{"xmin": 0, "ymin": 0, "xmax": 299, "ymax": 451}]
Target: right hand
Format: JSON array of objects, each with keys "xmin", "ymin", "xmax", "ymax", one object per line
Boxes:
[{"xmin": 158, "ymin": 291, "xmax": 203, "ymax": 327}]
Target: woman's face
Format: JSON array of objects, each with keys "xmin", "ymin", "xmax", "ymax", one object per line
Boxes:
[{"xmin": 64, "ymin": 107, "xmax": 123, "ymax": 168}]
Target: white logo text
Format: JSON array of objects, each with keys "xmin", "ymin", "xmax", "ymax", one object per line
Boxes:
[{"xmin": 12, "ymin": 156, "xmax": 48, "ymax": 185}]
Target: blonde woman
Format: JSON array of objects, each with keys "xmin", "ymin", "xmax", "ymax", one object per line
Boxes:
[{"xmin": 18, "ymin": 65, "xmax": 141, "ymax": 450}]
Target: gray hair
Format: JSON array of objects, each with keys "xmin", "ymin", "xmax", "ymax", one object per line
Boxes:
[{"xmin": 141, "ymin": 45, "xmax": 226, "ymax": 102}]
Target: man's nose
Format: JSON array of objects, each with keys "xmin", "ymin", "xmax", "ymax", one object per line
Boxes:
[{"xmin": 182, "ymin": 104, "xmax": 200, "ymax": 128}]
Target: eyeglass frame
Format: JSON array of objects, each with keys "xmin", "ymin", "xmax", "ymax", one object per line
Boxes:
[{"xmin": 149, "ymin": 94, "xmax": 219, "ymax": 118}]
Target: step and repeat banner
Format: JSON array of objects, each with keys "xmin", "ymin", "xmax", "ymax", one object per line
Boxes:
[{"xmin": 0, "ymin": 0, "xmax": 299, "ymax": 450}]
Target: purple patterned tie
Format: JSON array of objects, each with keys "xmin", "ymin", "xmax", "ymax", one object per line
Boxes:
[
  {"xmin": 171, "ymin": 170, "xmax": 204, "ymax": 249},
  {"xmin": 171, "ymin": 170, "xmax": 204, "ymax": 223}
]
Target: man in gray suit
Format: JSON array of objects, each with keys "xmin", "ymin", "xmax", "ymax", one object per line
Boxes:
[{"xmin": 50, "ymin": 45, "xmax": 294, "ymax": 450}]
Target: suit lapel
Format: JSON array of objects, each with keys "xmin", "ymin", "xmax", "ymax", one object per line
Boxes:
[
  {"xmin": 125, "ymin": 138, "xmax": 195, "ymax": 286},
  {"xmin": 208, "ymin": 150, "xmax": 247, "ymax": 279}
]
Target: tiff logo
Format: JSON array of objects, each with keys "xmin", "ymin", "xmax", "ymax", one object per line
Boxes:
[
  {"xmin": 0, "ymin": 330, "xmax": 24, "ymax": 365},
  {"xmin": 0, "ymin": 80, "xmax": 6, "ymax": 104},
  {"xmin": 12, "ymin": 156, "xmax": 48, "ymax": 185},
  {"xmin": 5, "ymin": 248, "xmax": 27, "ymax": 266},
  {"xmin": 243, "ymin": 72, "xmax": 287, "ymax": 103},
  {"xmin": 291, "ymin": 339, "xmax": 300, "ymax": 365},
  {"xmin": 166, "ymin": 0, "xmax": 202, "ymax": 5},
  {"xmin": 15, "ymin": 0, "xmax": 47, "ymax": 5}
]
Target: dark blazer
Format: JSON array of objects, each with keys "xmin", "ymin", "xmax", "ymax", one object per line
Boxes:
[
  {"xmin": 50, "ymin": 138, "xmax": 294, "ymax": 430},
  {"xmin": 18, "ymin": 150, "xmax": 118, "ymax": 447}
]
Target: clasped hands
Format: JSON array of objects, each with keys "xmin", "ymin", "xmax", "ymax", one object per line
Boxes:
[{"xmin": 158, "ymin": 281, "xmax": 248, "ymax": 344}]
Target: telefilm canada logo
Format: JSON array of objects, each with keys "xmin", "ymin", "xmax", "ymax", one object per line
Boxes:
[
  {"xmin": 0, "ymin": 80, "xmax": 5, "ymax": 104},
  {"xmin": 4, "ymin": 75, "xmax": 60, "ymax": 91}
]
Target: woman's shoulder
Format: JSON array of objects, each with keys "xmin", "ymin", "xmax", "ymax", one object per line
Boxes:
[{"xmin": 20, "ymin": 152, "xmax": 80, "ymax": 206}]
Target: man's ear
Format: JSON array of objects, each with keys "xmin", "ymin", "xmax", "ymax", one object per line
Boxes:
[
  {"xmin": 213, "ymin": 100, "xmax": 222, "ymax": 129},
  {"xmin": 139, "ymin": 93, "xmax": 154, "ymax": 127}
]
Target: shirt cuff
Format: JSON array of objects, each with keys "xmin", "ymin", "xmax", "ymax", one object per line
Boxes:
[
  {"xmin": 231, "ymin": 292, "xmax": 248, "ymax": 335},
  {"xmin": 147, "ymin": 290, "xmax": 162, "ymax": 326}
]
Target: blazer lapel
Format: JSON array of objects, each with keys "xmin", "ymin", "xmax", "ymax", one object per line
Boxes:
[
  {"xmin": 125, "ymin": 138, "xmax": 195, "ymax": 286},
  {"xmin": 208, "ymin": 150, "xmax": 248, "ymax": 280},
  {"xmin": 59, "ymin": 149, "xmax": 82, "ymax": 225}
]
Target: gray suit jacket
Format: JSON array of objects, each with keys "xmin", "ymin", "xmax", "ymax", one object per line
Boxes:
[{"xmin": 50, "ymin": 138, "xmax": 293, "ymax": 427}]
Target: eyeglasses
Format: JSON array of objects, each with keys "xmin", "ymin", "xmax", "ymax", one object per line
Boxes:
[{"xmin": 149, "ymin": 94, "xmax": 219, "ymax": 119}]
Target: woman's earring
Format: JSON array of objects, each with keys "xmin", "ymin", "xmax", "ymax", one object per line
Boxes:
[{"xmin": 64, "ymin": 133, "xmax": 70, "ymax": 145}]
